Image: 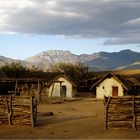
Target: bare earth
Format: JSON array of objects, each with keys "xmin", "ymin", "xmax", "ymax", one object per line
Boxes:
[{"xmin": 0, "ymin": 98, "xmax": 140, "ymax": 139}]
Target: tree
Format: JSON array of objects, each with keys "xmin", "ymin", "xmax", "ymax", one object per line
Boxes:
[
  {"xmin": 1, "ymin": 62, "xmax": 27, "ymax": 78},
  {"xmin": 51, "ymin": 62, "xmax": 88, "ymax": 82},
  {"xmin": 27, "ymin": 65, "xmax": 48, "ymax": 78}
]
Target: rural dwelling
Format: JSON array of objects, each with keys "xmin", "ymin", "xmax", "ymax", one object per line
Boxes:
[
  {"xmin": 90, "ymin": 74, "xmax": 132, "ymax": 99},
  {"xmin": 47, "ymin": 75, "xmax": 77, "ymax": 98}
]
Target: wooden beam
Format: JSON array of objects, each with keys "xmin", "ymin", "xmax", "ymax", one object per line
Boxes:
[
  {"xmin": 104, "ymin": 96, "xmax": 111, "ymax": 130},
  {"xmin": 132, "ymin": 95, "xmax": 136, "ymax": 130},
  {"xmin": 50, "ymin": 81, "xmax": 55, "ymax": 104}
]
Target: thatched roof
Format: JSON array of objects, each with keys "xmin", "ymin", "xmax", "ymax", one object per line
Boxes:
[
  {"xmin": 46, "ymin": 75, "xmax": 77, "ymax": 88},
  {"xmin": 127, "ymin": 78, "xmax": 140, "ymax": 86},
  {"xmin": 90, "ymin": 74, "xmax": 132, "ymax": 91}
]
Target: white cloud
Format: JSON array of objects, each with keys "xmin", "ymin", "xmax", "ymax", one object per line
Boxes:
[
  {"xmin": 124, "ymin": 18, "xmax": 140, "ymax": 26},
  {"xmin": 0, "ymin": 0, "xmax": 140, "ymax": 45}
]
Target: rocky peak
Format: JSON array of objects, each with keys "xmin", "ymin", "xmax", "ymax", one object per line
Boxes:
[
  {"xmin": 0, "ymin": 49, "xmax": 140, "ymax": 71},
  {"xmin": 39, "ymin": 50, "xmax": 72, "ymax": 57},
  {"xmin": 47, "ymin": 50, "xmax": 71, "ymax": 55},
  {"xmin": 25, "ymin": 50, "xmax": 79, "ymax": 64}
]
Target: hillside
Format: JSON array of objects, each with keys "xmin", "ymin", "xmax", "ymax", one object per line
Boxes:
[
  {"xmin": 0, "ymin": 49, "xmax": 140, "ymax": 71},
  {"xmin": 25, "ymin": 49, "xmax": 140, "ymax": 71}
]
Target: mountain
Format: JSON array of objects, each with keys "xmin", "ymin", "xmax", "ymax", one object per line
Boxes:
[
  {"xmin": 0, "ymin": 49, "xmax": 140, "ymax": 71},
  {"xmin": 25, "ymin": 49, "xmax": 140, "ymax": 71},
  {"xmin": 0, "ymin": 56, "xmax": 33, "ymax": 69},
  {"xmin": 0, "ymin": 56, "xmax": 17, "ymax": 67},
  {"xmin": 116, "ymin": 61, "xmax": 140, "ymax": 70},
  {"xmin": 26, "ymin": 50, "xmax": 79, "ymax": 64},
  {"xmin": 25, "ymin": 50, "xmax": 80, "ymax": 70},
  {"xmin": 82, "ymin": 49, "xmax": 140, "ymax": 70}
]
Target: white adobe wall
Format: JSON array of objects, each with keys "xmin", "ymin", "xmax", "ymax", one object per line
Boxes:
[
  {"xmin": 48, "ymin": 77, "xmax": 73, "ymax": 98},
  {"xmin": 96, "ymin": 77, "xmax": 124, "ymax": 98}
]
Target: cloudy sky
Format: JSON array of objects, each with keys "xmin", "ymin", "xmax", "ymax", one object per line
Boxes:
[{"xmin": 0, "ymin": 0, "xmax": 140, "ymax": 59}]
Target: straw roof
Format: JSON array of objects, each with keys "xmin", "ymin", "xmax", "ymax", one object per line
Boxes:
[
  {"xmin": 46, "ymin": 75, "xmax": 77, "ymax": 88},
  {"xmin": 127, "ymin": 78, "xmax": 140, "ymax": 86},
  {"xmin": 90, "ymin": 74, "xmax": 132, "ymax": 91}
]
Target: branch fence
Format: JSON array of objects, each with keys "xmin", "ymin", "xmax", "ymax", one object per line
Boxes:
[
  {"xmin": 0, "ymin": 95, "xmax": 37, "ymax": 127},
  {"xmin": 104, "ymin": 96, "xmax": 140, "ymax": 130}
]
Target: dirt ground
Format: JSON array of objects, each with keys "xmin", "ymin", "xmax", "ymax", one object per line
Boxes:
[{"xmin": 1, "ymin": 98, "xmax": 140, "ymax": 139}]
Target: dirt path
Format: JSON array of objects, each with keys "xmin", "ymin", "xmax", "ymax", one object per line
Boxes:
[{"xmin": 0, "ymin": 98, "xmax": 140, "ymax": 139}]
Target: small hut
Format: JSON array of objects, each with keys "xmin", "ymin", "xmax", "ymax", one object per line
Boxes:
[
  {"xmin": 90, "ymin": 74, "xmax": 132, "ymax": 98},
  {"xmin": 47, "ymin": 75, "xmax": 77, "ymax": 98}
]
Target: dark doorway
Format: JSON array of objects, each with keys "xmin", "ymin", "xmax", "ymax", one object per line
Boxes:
[
  {"xmin": 112, "ymin": 86, "xmax": 118, "ymax": 96},
  {"xmin": 61, "ymin": 86, "xmax": 67, "ymax": 97}
]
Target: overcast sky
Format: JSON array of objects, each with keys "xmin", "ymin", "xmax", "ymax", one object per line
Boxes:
[{"xmin": 0, "ymin": 0, "xmax": 140, "ymax": 59}]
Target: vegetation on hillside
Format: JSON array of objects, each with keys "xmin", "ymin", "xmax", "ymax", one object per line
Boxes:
[
  {"xmin": 0, "ymin": 62, "xmax": 92, "ymax": 82},
  {"xmin": 0, "ymin": 62, "xmax": 53, "ymax": 79},
  {"xmin": 51, "ymin": 62, "xmax": 89, "ymax": 81},
  {"xmin": 2, "ymin": 62, "xmax": 139, "ymax": 81}
]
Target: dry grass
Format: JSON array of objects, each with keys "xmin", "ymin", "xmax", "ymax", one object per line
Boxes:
[{"xmin": 112, "ymin": 69, "xmax": 140, "ymax": 76}]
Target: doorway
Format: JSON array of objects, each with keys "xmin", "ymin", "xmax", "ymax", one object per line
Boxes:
[
  {"xmin": 112, "ymin": 86, "xmax": 118, "ymax": 96},
  {"xmin": 61, "ymin": 86, "xmax": 67, "ymax": 97}
]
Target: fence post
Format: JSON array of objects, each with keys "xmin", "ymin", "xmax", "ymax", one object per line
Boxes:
[
  {"xmin": 34, "ymin": 97, "xmax": 37, "ymax": 126},
  {"xmin": 104, "ymin": 96, "xmax": 111, "ymax": 130},
  {"xmin": 14, "ymin": 79, "xmax": 18, "ymax": 95},
  {"xmin": 50, "ymin": 81, "xmax": 55, "ymax": 104},
  {"xmin": 30, "ymin": 96, "xmax": 34, "ymax": 127},
  {"xmin": 8, "ymin": 95, "xmax": 12, "ymax": 125},
  {"xmin": 132, "ymin": 95, "xmax": 136, "ymax": 130}
]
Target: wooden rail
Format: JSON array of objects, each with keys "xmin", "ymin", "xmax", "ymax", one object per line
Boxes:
[
  {"xmin": 104, "ymin": 96, "xmax": 140, "ymax": 130},
  {"xmin": 0, "ymin": 95, "xmax": 37, "ymax": 127}
]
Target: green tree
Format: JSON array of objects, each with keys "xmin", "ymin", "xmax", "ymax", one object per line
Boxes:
[
  {"xmin": 1, "ymin": 62, "xmax": 27, "ymax": 78},
  {"xmin": 51, "ymin": 62, "xmax": 88, "ymax": 82},
  {"xmin": 27, "ymin": 65, "xmax": 48, "ymax": 78}
]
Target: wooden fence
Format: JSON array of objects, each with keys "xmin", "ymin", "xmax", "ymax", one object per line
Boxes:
[
  {"xmin": 0, "ymin": 95, "xmax": 37, "ymax": 127},
  {"xmin": 104, "ymin": 96, "xmax": 140, "ymax": 130}
]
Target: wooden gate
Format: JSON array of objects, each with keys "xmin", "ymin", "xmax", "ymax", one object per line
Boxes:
[
  {"xmin": 104, "ymin": 96, "xmax": 140, "ymax": 130},
  {"xmin": 0, "ymin": 95, "xmax": 37, "ymax": 127}
]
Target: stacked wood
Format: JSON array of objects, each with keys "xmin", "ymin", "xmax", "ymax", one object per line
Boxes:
[
  {"xmin": 104, "ymin": 96, "xmax": 136, "ymax": 130},
  {"xmin": 0, "ymin": 96, "xmax": 11, "ymax": 125},
  {"xmin": 12, "ymin": 96, "xmax": 31, "ymax": 125},
  {"xmin": 0, "ymin": 95, "xmax": 37, "ymax": 127},
  {"xmin": 134, "ymin": 97, "xmax": 140, "ymax": 129}
]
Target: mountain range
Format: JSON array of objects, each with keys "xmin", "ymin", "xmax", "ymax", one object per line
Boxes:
[{"xmin": 0, "ymin": 49, "xmax": 140, "ymax": 71}]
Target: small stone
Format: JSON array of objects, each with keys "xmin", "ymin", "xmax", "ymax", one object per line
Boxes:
[{"xmin": 41, "ymin": 112, "xmax": 54, "ymax": 116}]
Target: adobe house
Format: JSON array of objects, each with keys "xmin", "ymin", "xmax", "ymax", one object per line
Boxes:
[
  {"xmin": 47, "ymin": 75, "xmax": 77, "ymax": 98},
  {"xmin": 90, "ymin": 74, "xmax": 132, "ymax": 98}
]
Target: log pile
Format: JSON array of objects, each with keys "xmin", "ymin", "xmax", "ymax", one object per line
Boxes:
[
  {"xmin": 0, "ymin": 95, "xmax": 37, "ymax": 127},
  {"xmin": 0, "ymin": 96, "xmax": 10, "ymax": 124},
  {"xmin": 12, "ymin": 96, "xmax": 31, "ymax": 125},
  {"xmin": 135, "ymin": 96, "xmax": 140, "ymax": 129},
  {"xmin": 104, "ymin": 96, "xmax": 140, "ymax": 130}
]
